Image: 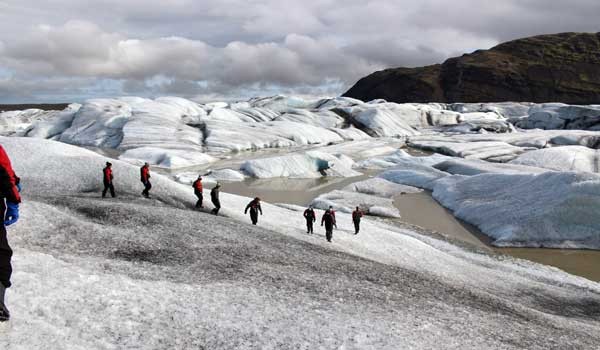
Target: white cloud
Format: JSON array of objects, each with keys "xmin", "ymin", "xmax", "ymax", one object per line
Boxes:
[{"xmin": 0, "ymin": 0, "xmax": 599, "ymax": 102}]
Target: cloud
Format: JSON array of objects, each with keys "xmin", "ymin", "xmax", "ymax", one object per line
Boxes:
[
  {"xmin": 0, "ymin": 21, "xmax": 379, "ymax": 93},
  {"xmin": 0, "ymin": 0, "xmax": 599, "ymax": 102}
]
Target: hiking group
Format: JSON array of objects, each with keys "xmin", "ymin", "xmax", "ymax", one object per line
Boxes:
[
  {"xmin": 101, "ymin": 164, "xmax": 365, "ymax": 241},
  {"xmin": 0, "ymin": 150, "xmax": 367, "ymax": 322}
]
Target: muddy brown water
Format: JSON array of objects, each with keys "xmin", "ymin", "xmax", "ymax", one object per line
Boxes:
[{"xmin": 220, "ymin": 175, "xmax": 600, "ymax": 283}]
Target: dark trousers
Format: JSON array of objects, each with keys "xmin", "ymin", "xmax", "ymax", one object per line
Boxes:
[
  {"xmin": 102, "ymin": 180, "xmax": 115, "ymax": 198},
  {"xmin": 195, "ymin": 190, "xmax": 203, "ymax": 208},
  {"xmin": 250, "ymin": 211, "xmax": 258, "ymax": 225},
  {"xmin": 142, "ymin": 180, "xmax": 152, "ymax": 196},
  {"xmin": 211, "ymin": 199, "xmax": 221, "ymax": 215},
  {"xmin": 306, "ymin": 220, "xmax": 314, "ymax": 233},
  {"xmin": 0, "ymin": 225, "xmax": 12, "ymax": 288},
  {"xmin": 353, "ymin": 219, "xmax": 360, "ymax": 234},
  {"xmin": 325, "ymin": 223, "xmax": 333, "ymax": 242}
]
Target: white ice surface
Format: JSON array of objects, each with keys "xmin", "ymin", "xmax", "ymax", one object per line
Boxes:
[
  {"xmin": 119, "ymin": 147, "xmax": 216, "ymax": 169},
  {"xmin": 510, "ymin": 146, "xmax": 600, "ymax": 173},
  {"xmin": 311, "ymin": 190, "xmax": 401, "ymax": 218},
  {"xmin": 241, "ymin": 151, "xmax": 361, "ymax": 179},
  {"xmin": 1, "ymin": 136, "xmax": 600, "ymax": 348},
  {"xmin": 433, "ymin": 172, "xmax": 600, "ymax": 248},
  {"xmin": 343, "ymin": 177, "xmax": 422, "ymax": 198}
]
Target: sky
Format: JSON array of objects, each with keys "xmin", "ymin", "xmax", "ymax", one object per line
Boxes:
[{"xmin": 0, "ymin": 0, "xmax": 599, "ymax": 103}]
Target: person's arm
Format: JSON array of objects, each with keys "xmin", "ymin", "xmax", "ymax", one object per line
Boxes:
[
  {"xmin": 244, "ymin": 203, "xmax": 250, "ymax": 214},
  {"xmin": 258, "ymin": 204, "xmax": 263, "ymax": 215},
  {"xmin": 0, "ymin": 146, "xmax": 21, "ymax": 203},
  {"xmin": 321, "ymin": 215, "xmax": 324, "ymax": 226}
]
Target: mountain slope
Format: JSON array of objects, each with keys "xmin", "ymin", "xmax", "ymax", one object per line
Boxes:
[{"xmin": 344, "ymin": 32, "xmax": 600, "ymax": 104}]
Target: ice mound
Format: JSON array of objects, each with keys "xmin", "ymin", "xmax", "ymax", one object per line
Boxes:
[
  {"xmin": 433, "ymin": 172, "xmax": 600, "ymax": 248},
  {"xmin": 443, "ymin": 119, "xmax": 516, "ymax": 134},
  {"xmin": 408, "ymin": 138, "xmax": 528, "ymax": 162},
  {"xmin": 203, "ymin": 120, "xmax": 345, "ymax": 153},
  {"xmin": 510, "ymin": 146, "xmax": 600, "ymax": 173},
  {"xmin": 175, "ymin": 169, "xmax": 246, "ymax": 184},
  {"xmin": 338, "ymin": 103, "xmax": 421, "ymax": 137},
  {"xmin": 379, "ymin": 163, "xmax": 449, "ymax": 190},
  {"xmin": 0, "ymin": 109, "xmax": 63, "ymax": 136},
  {"xmin": 343, "ymin": 178, "xmax": 422, "ymax": 198},
  {"xmin": 510, "ymin": 103, "xmax": 600, "ymax": 130},
  {"xmin": 310, "ymin": 190, "xmax": 400, "ymax": 218},
  {"xmin": 356, "ymin": 149, "xmax": 449, "ymax": 169},
  {"xmin": 434, "ymin": 158, "xmax": 547, "ymax": 176},
  {"xmin": 119, "ymin": 147, "xmax": 216, "ymax": 168},
  {"xmin": 241, "ymin": 151, "xmax": 361, "ymax": 179}
]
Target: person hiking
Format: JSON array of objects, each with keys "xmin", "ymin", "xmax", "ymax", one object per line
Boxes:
[
  {"xmin": 192, "ymin": 175, "xmax": 203, "ymax": 208},
  {"xmin": 0, "ymin": 145, "xmax": 21, "ymax": 322},
  {"xmin": 352, "ymin": 206, "xmax": 364, "ymax": 234},
  {"xmin": 244, "ymin": 197, "xmax": 263, "ymax": 225},
  {"xmin": 210, "ymin": 182, "xmax": 221, "ymax": 215},
  {"xmin": 321, "ymin": 209, "xmax": 336, "ymax": 242},
  {"xmin": 140, "ymin": 162, "xmax": 151, "ymax": 198},
  {"xmin": 303, "ymin": 205, "xmax": 316, "ymax": 234},
  {"xmin": 102, "ymin": 162, "xmax": 115, "ymax": 198},
  {"xmin": 329, "ymin": 206, "xmax": 336, "ymax": 221}
]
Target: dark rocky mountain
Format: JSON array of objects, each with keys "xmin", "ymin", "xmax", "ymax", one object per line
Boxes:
[{"xmin": 344, "ymin": 32, "xmax": 600, "ymax": 104}]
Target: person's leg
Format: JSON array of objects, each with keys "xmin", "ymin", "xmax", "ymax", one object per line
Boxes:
[
  {"xmin": 251, "ymin": 212, "xmax": 258, "ymax": 225},
  {"xmin": 326, "ymin": 230, "xmax": 332, "ymax": 242},
  {"xmin": 102, "ymin": 181, "xmax": 108, "ymax": 198},
  {"xmin": 306, "ymin": 220, "xmax": 310, "ymax": 233},
  {"xmin": 354, "ymin": 220, "xmax": 360, "ymax": 234},
  {"xmin": 109, "ymin": 183, "xmax": 115, "ymax": 198},
  {"xmin": 0, "ymin": 225, "xmax": 12, "ymax": 321},
  {"xmin": 198, "ymin": 193, "xmax": 203, "ymax": 208}
]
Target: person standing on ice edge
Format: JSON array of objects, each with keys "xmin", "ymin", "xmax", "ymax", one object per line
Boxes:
[
  {"xmin": 303, "ymin": 205, "xmax": 316, "ymax": 234},
  {"xmin": 245, "ymin": 197, "xmax": 263, "ymax": 225},
  {"xmin": 210, "ymin": 182, "xmax": 221, "ymax": 215},
  {"xmin": 102, "ymin": 162, "xmax": 115, "ymax": 198},
  {"xmin": 352, "ymin": 206, "xmax": 364, "ymax": 235},
  {"xmin": 321, "ymin": 209, "xmax": 336, "ymax": 242},
  {"xmin": 140, "ymin": 162, "xmax": 151, "ymax": 198},
  {"xmin": 0, "ymin": 145, "xmax": 21, "ymax": 322},
  {"xmin": 192, "ymin": 175, "xmax": 203, "ymax": 208}
]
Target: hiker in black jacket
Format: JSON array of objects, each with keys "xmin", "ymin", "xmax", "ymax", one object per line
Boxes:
[
  {"xmin": 244, "ymin": 197, "xmax": 263, "ymax": 225},
  {"xmin": 303, "ymin": 205, "xmax": 316, "ymax": 234}
]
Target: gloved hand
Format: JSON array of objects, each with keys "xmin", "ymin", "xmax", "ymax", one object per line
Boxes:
[{"xmin": 4, "ymin": 202, "xmax": 19, "ymax": 226}]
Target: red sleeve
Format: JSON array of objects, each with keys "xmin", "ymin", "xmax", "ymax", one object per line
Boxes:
[{"xmin": 0, "ymin": 146, "xmax": 21, "ymax": 203}]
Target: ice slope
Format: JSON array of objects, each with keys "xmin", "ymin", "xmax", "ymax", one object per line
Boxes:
[
  {"xmin": 510, "ymin": 146, "xmax": 600, "ymax": 173},
  {"xmin": 241, "ymin": 151, "xmax": 360, "ymax": 179},
  {"xmin": 2, "ymin": 136, "xmax": 600, "ymax": 349},
  {"xmin": 433, "ymin": 172, "xmax": 600, "ymax": 248}
]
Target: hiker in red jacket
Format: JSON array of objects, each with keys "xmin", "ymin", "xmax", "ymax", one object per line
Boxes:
[
  {"xmin": 352, "ymin": 206, "xmax": 364, "ymax": 235},
  {"xmin": 244, "ymin": 197, "xmax": 263, "ymax": 225},
  {"xmin": 0, "ymin": 145, "xmax": 21, "ymax": 321},
  {"xmin": 140, "ymin": 162, "xmax": 151, "ymax": 198},
  {"xmin": 192, "ymin": 175, "xmax": 203, "ymax": 208},
  {"xmin": 102, "ymin": 162, "xmax": 115, "ymax": 198}
]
